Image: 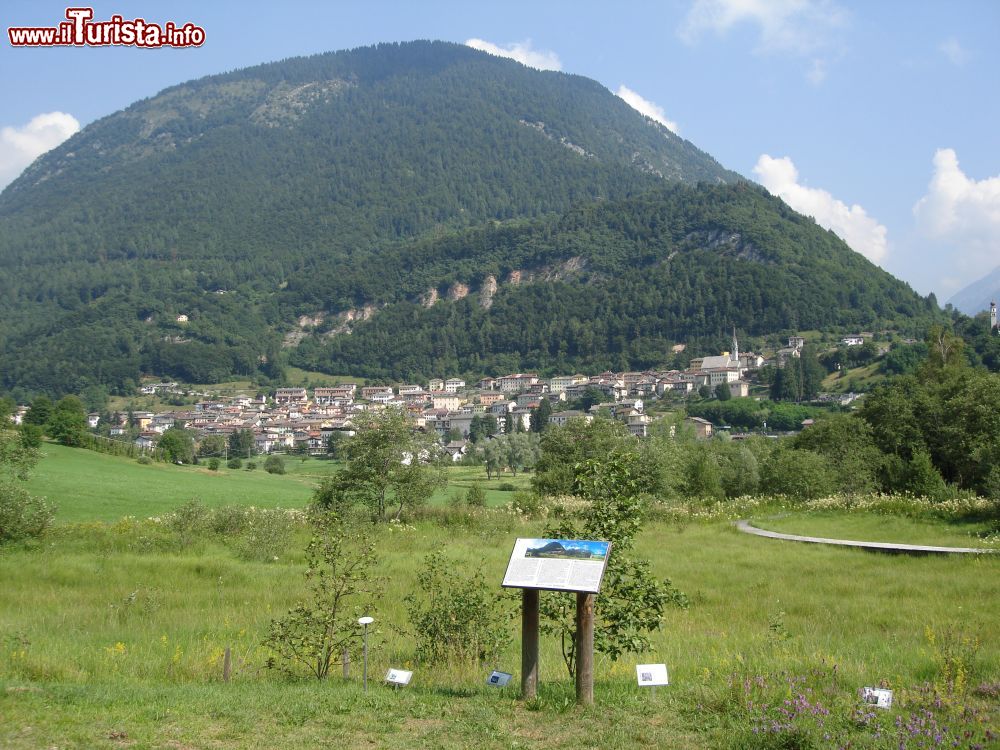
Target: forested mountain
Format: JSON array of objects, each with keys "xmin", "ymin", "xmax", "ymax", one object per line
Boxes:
[
  {"xmin": 0, "ymin": 41, "xmax": 939, "ymax": 397},
  {"xmin": 290, "ymin": 184, "xmax": 943, "ymax": 379}
]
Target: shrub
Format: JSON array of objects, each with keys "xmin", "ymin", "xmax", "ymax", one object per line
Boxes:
[
  {"xmin": 497, "ymin": 482, "xmax": 516, "ymax": 492},
  {"xmin": 265, "ymin": 514, "xmax": 382, "ymax": 679},
  {"xmin": 245, "ymin": 461, "xmax": 257, "ymax": 471},
  {"xmin": 165, "ymin": 499, "xmax": 211, "ymax": 547},
  {"xmin": 227, "ymin": 457, "xmax": 242, "ymax": 470},
  {"xmin": 207, "ymin": 505, "xmax": 251, "ymax": 535},
  {"xmin": 405, "ymin": 548, "xmax": 511, "ymax": 665},
  {"xmin": 232, "ymin": 509, "xmax": 296, "ymax": 562},
  {"xmin": 0, "ymin": 482, "xmax": 55, "ymax": 543},
  {"xmin": 510, "ymin": 489, "xmax": 542, "ymax": 518},
  {"xmin": 208, "ymin": 458, "xmax": 220, "ymax": 471},
  {"xmin": 264, "ymin": 456, "xmax": 285, "ymax": 475},
  {"xmin": 136, "ymin": 455, "xmax": 152, "ymax": 465},
  {"xmin": 465, "ymin": 483, "xmax": 486, "ymax": 507}
]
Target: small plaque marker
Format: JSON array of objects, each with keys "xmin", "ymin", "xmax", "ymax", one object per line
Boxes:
[
  {"xmin": 486, "ymin": 670, "xmax": 513, "ymax": 687},
  {"xmin": 636, "ymin": 663, "xmax": 669, "ymax": 687},
  {"xmin": 385, "ymin": 668, "xmax": 413, "ymax": 687},
  {"xmin": 862, "ymin": 687, "xmax": 893, "ymax": 709}
]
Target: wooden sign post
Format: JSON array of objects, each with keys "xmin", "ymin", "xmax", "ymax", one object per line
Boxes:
[
  {"xmin": 521, "ymin": 588, "xmax": 539, "ymax": 700},
  {"xmin": 502, "ymin": 538, "xmax": 611, "ymax": 706},
  {"xmin": 575, "ymin": 592, "xmax": 595, "ymax": 705}
]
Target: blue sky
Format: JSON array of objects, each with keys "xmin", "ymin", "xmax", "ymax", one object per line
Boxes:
[{"xmin": 2, "ymin": 0, "xmax": 998, "ymax": 302}]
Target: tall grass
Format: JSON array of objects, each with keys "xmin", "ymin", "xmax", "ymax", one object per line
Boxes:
[{"xmin": 2, "ymin": 510, "xmax": 997, "ymax": 748}]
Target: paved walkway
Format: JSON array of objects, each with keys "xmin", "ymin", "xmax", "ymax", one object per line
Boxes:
[{"xmin": 736, "ymin": 520, "xmax": 997, "ymax": 555}]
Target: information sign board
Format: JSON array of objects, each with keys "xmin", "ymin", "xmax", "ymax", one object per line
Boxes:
[
  {"xmin": 502, "ymin": 538, "xmax": 611, "ymax": 593},
  {"xmin": 635, "ymin": 663, "xmax": 669, "ymax": 687},
  {"xmin": 862, "ymin": 687, "xmax": 893, "ymax": 709},
  {"xmin": 486, "ymin": 670, "xmax": 513, "ymax": 687},
  {"xmin": 385, "ymin": 668, "xmax": 413, "ymax": 686}
]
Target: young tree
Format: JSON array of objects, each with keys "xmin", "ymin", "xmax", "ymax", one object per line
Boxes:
[
  {"xmin": 198, "ymin": 434, "xmax": 227, "ymax": 458},
  {"xmin": 326, "ymin": 430, "xmax": 346, "ymax": 458},
  {"xmin": 530, "ymin": 398, "xmax": 552, "ymax": 432},
  {"xmin": 481, "ymin": 438, "xmax": 503, "ymax": 480},
  {"xmin": 1, "ymin": 428, "xmax": 54, "ymax": 543},
  {"xmin": 158, "ymin": 427, "xmax": 196, "ymax": 464},
  {"xmin": 265, "ymin": 514, "xmax": 381, "ymax": 679},
  {"xmin": 405, "ymin": 548, "xmax": 510, "ymax": 665},
  {"xmin": 539, "ymin": 453, "xmax": 688, "ymax": 677},
  {"xmin": 23, "ymin": 396, "xmax": 52, "ymax": 428},
  {"xmin": 228, "ymin": 429, "xmax": 256, "ymax": 459},
  {"xmin": 313, "ymin": 408, "xmax": 445, "ymax": 521},
  {"xmin": 468, "ymin": 414, "xmax": 498, "ymax": 444},
  {"xmin": 46, "ymin": 395, "xmax": 87, "ymax": 446}
]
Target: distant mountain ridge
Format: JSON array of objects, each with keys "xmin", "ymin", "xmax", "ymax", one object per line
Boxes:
[
  {"xmin": 0, "ymin": 40, "xmax": 940, "ymax": 397},
  {"xmin": 947, "ymin": 266, "xmax": 1000, "ymax": 315}
]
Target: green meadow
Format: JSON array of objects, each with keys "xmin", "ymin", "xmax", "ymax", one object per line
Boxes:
[
  {"xmin": 2, "ymin": 445, "xmax": 998, "ymax": 748},
  {"xmin": 23, "ymin": 445, "xmax": 530, "ymax": 522}
]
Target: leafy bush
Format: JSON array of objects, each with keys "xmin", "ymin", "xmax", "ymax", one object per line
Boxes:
[
  {"xmin": 405, "ymin": 548, "xmax": 511, "ymax": 665},
  {"xmin": 497, "ymin": 482, "xmax": 516, "ymax": 492},
  {"xmin": 265, "ymin": 514, "xmax": 382, "ymax": 679},
  {"xmin": 464, "ymin": 483, "xmax": 486, "ymax": 507},
  {"xmin": 264, "ymin": 455, "xmax": 285, "ymax": 475},
  {"xmin": 0, "ymin": 482, "xmax": 55, "ymax": 543},
  {"xmin": 227, "ymin": 457, "xmax": 242, "ymax": 470},
  {"xmin": 208, "ymin": 458, "xmax": 220, "ymax": 471},
  {"xmin": 510, "ymin": 489, "xmax": 543, "ymax": 518},
  {"xmin": 245, "ymin": 461, "xmax": 257, "ymax": 471},
  {"xmin": 136, "ymin": 455, "xmax": 152, "ymax": 465},
  {"xmin": 202, "ymin": 505, "xmax": 249, "ymax": 535},
  {"xmin": 165, "ymin": 500, "xmax": 211, "ymax": 547},
  {"xmin": 232, "ymin": 509, "xmax": 296, "ymax": 562},
  {"xmin": 0, "ymin": 429, "xmax": 53, "ymax": 543}
]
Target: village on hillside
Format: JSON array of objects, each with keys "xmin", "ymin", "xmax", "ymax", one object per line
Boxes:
[{"xmin": 10, "ymin": 335, "xmax": 871, "ymax": 459}]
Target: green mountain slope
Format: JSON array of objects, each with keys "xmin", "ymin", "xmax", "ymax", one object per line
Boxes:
[
  {"xmin": 0, "ymin": 41, "xmax": 939, "ymax": 396},
  {"xmin": 0, "ymin": 41, "xmax": 739, "ymax": 396},
  {"xmin": 289, "ymin": 184, "xmax": 942, "ymax": 379}
]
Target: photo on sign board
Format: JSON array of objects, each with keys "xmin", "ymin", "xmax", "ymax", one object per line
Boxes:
[
  {"xmin": 524, "ymin": 539, "xmax": 609, "ymax": 561},
  {"xmin": 502, "ymin": 537, "xmax": 612, "ymax": 594},
  {"xmin": 635, "ymin": 663, "xmax": 669, "ymax": 687},
  {"xmin": 862, "ymin": 687, "xmax": 893, "ymax": 709}
]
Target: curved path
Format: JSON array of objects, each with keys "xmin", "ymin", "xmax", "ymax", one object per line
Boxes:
[{"xmin": 736, "ymin": 519, "xmax": 997, "ymax": 555}]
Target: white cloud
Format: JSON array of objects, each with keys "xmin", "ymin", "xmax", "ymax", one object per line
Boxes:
[
  {"xmin": 680, "ymin": 0, "xmax": 845, "ymax": 84},
  {"xmin": 753, "ymin": 154, "xmax": 888, "ymax": 264},
  {"xmin": 680, "ymin": 0, "xmax": 846, "ymax": 55},
  {"xmin": 806, "ymin": 58, "xmax": 827, "ymax": 85},
  {"xmin": 616, "ymin": 85, "xmax": 680, "ymax": 134},
  {"xmin": 913, "ymin": 148, "xmax": 1000, "ymax": 288},
  {"xmin": 0, "ymin": 111, "xmax": 80, "ymax": 190},
  {"xmin": 939, "ymin": 36, "xmax": 970, "ymax": 66},
  {"xmin": 464, "ymin": 38, "xmax": 562, "ymax": 71}
]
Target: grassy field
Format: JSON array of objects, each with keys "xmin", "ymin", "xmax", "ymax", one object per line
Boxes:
[
  {"xmin": 23, "ymin": 445, "xmax": 322, "ymax": 522},
  {"xmin": 822, "ymin": 361, "xmax": 885, "ymax": 394},
  {"xmin": 2, "ymin": 446, "xmax": 998, "ymax": 748},
  {"xmin": 284, "ymin": 367, "xmax": 368, "ymax": 387},
  {"xmin": 2, "ymin": 514, "xmax": 997, "ymax": 748},
  {"xmin": 23, "ymin": 444, "xmax": 529, "ymax": 523}
]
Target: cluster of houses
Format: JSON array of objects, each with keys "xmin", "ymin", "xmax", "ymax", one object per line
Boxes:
[
  {"xmin": 7, "ymin": 333, "xmax": 875, "ymax": 456},
  {"xmin": 101, "ymin": 337, "xmax": 773, "ymax": 454}
]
